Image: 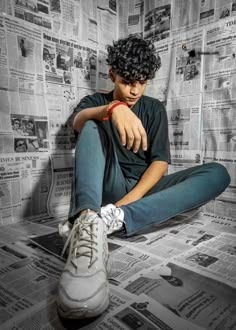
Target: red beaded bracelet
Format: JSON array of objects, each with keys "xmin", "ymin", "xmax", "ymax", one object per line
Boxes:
[{"xmin": 103, "ymin": 101, "xmax": 127, "ymax": 121}]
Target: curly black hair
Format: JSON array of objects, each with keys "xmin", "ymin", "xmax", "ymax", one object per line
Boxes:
[{"xmin": 106, "ymin": 34, "xmax": 161, "ymax": 82}]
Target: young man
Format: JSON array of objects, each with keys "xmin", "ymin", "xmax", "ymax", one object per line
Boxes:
[{"xmin": 57, "ymin": 35, "xmax": 230, "ymax": 319}]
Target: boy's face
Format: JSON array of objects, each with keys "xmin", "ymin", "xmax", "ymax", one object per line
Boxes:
[{"xmin": 111, "ymin": 71, "xmax": 147, "ymax": 107}]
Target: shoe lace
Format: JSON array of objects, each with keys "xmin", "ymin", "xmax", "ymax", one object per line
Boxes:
[
  {"xmin": 103, "ymin": 208, "xmax": 123, "ymax": 232},
  {"xmin": 61, "ymin": 213, "xmax": 98, "ymax": 268}
]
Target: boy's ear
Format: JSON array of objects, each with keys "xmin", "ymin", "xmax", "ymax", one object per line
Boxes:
[{"xmin": 109, "ymin": 69, "xmax": 116, "ymax": 82}]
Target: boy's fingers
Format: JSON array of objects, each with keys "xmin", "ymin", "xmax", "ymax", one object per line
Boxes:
[
  {"xmin": 139, "ymin": 127, "xmax": 148, "ymax": 151},
  {"xmin": 114, "ymin": 112, "xmax": 147, "ymax": 152},
  {"xmin": 125, "ymin": 127, "xmax": 134, "ymax": 150},
  {"xmin": 117, "ymin": 125, "xmax": 126, "ymax": 146},
  {"xmin": 132, "ymin": 127, "xmax": 142, "ymax": 153}
]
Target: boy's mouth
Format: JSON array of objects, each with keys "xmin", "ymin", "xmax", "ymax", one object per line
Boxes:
[{"xmin": 126, "ymin": 97, "xmax": 139, "ymax": 102}]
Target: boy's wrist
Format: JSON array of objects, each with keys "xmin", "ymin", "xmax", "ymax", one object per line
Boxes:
[{"xmin": 103, "ymin": 101, "xmax": 127, "ymax": 121}]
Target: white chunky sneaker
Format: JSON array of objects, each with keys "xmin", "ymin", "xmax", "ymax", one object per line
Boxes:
[
  {"xmin": 100, "ymin": 204, "xmax": 125, "ymax": 235},
  {"xmin": 57, "ymin": 211, "xmax": 110, "ymax": 319}
]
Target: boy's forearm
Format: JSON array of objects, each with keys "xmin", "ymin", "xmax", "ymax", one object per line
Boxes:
[
  {"xmin": 73, "ymin": 105, "xmax": 108, "ymax": 132},
  {"xmin": 115, "ymin": 160, "xmax": 168, "ymax": 206}
]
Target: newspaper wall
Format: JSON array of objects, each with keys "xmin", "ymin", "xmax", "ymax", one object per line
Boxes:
[{"xmin": 0, "ymin": 0, "xmax": 235, "ymax": 223}]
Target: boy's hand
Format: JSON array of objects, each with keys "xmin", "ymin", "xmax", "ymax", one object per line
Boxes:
[{"xmin": 110, "ymin": 103, "xmax": 147, "ymax": 153}]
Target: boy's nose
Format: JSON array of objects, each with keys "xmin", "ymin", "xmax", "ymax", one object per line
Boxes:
[{"xmin": 130, "ymin": 85, "xmax": 139, "ymax": 95}]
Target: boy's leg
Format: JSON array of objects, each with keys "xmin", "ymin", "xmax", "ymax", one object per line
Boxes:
[
  {"xmin": 68, "ymin": 120, "xmax": 129, "ymax": 221},
  {"xmin": 57, "ymin": 120, "xmax": 129, "ymax": 319},
  {"xmin": 120, "ymin": 162, "xmax": 230, "ymax": 236}
]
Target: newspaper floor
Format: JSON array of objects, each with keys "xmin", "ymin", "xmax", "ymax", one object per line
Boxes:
[{"xmin": 0, "ymin": 210, "xmax": 235, "ymax": 330}]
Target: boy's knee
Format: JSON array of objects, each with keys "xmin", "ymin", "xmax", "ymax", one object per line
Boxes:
[
  {"xmin": 83, "ymin": 120, "xmax": 98, "ymax": 130},
  {"xmin": 207, "ymin": 162, "xmax": 231, "ymax": 189},
  {"xmin": 79, "ymin": 120, "xmax": 102, "ymax": 138},
  {"xmin": 75, "ymin": 120, "xmax": 102, "ymax": 151},
  {"xmin": 77, "ymin": 119, "xmax": 110, "ymax": 153}
]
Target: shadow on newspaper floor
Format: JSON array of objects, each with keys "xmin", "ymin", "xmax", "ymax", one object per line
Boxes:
[{"xmin": 59, "ymin": 315, "xmax": 101, "ymax": 330}]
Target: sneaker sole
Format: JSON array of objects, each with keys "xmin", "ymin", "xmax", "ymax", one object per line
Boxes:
[{"xmin": 57, "ymin": 287, "xmax": 110, "ymax": 319}]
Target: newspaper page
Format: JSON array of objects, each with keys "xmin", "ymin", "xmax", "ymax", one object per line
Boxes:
[
  {"xmin": 97, "ymin": 49, "xmax": 114, "ymax": 91},
  {"xmin": 166, "ymin": 94, "xmax": 202, "ymax": 165},
  {"xmin": 2, "ymin": 286, "xmax": 137, "ymax": 330},
  {"xmin": 120, "ymin": 225, "xmax": 216, "ymax": 260},
  {"xmin": 202, "ymin": 17, "xmax": 236, "ymax": 216},
  {"xmin": 30, "ymin": 230, "xmax": 66, "ymax": 261},
  {"xmin": 45, "ymin": 82, "xmax": 77, "ymax": 153},
  {"xmin": 0, "ymin": 11, "xmax": 50, "ymax": 179},
  {"xmin": 154, "ymin": 28, "xmax": 203, "ymax": 171},
  {"xmin": 202, "ymin": 153, "xmax": 236, "ymax": 217},
  {"xmin": 0, "ymin": 220, "xmax": 56, "ymax": 245},
  {"xmin": 97, "ymin": 294, "xmax": 202, "ymax": 330},
  {"xmin": 60, "ymin": 0, "xmax": 78, "ymax": 38},
  {"xmin": 171, "ymin": 0, "xmax": 199, "ymax": 32},
  {"xmin": 12, "ymin": 0, "xmax": 52, "ymax": 30},
  {"xmin": 80, "ymin": 0, "xmax": 98, "ymax": 43},
  {"xmin": 121, "ymin": 262, "xmax": 236, "ymax": 330},
  {"xmin": 0, "ymin": 0, "xmax": 13, "ymax": 16},
  {"xmin": 200, "ymin": 0, "xmax": 236, "ymax": 25},
  {"xmin": 146, "ymin": 32, "xmax": 203, "ymax": 169},
  {"xmin": 43, "ymin": 32, "xmax": 97, "ymax": 89},
  {"xmin": 118, "ymin": 0, "xmax": 144, "ymax": 38},
  {"xmin": 47, "ymin": 153, "xmax": 74, "ymax": 218},
  {"xmin": 107, "ymin": 210, "xmax": 235, "ymax": 262},
  {"xmin": 78, "ymin": 86, "xmax": 97, "ymax": 106},
  {"xmin": 5, "ymin": 0, "xmax": 80, "ymax": 38},
  {"xmin": 171, "ymin": 0, "xmax": 236, "ymax": 31},
  {"xmin": 174, "ymin": 233, "xmax": 236, "ymax": 287},
  {"xmin": 0, "ymin": 240, "xmax": 64, "ymax": 329},
  {"xmin": 108, "ymin": 245, "xmax": 163, "ymax": 286},
  {"xmin": 76, "ymin": 286, "xmax": 138, "ymax": 330},
  {"xmin": 168, "ymin": 29, "xmax": 203, "ymax": 98},
  {"xmin": 145, "ymin": 38, "xmax": 170, "ymax": 103},
  {"xmin": 144, "ymin": 0, "xmax": 171, "ymax": 42},
  {"xmin": 0, "ymin": 15, "xmax": 47, "ymax": 138},
  {"xmin": 46, "ymin": 82, "xmax": 76, "ymax": 153},
  {"xmin": 48, "ymin": 0, "xmax": 80, "ymax": 40},
  {"xmin": 179, "ymin": 211, "xmax": 236, "ymax": 236},
  {"xmin": 97, "ymin": 0, "xmax": 118, "ymax": 46},
  {"xmin": 1, "ymin": 299, "xmax": 65, "ymax": 330},
  {"xmin": 49, "ymin": 0, "xmax": 63, "ymax": 35},
  {"xmin": 0, "ymin": 153, "xmax": 52, "ymax": 225},
  {"xmin": 43, "ymin": 31, "xmax": 96, "ymax": 154}
]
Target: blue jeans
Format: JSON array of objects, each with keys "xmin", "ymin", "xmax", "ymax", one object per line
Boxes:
[{"xmin": 69, "ymin": 120, "xmax": 231, "ymax": 236}]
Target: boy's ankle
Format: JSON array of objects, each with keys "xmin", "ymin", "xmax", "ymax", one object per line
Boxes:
[{"xmin": 79, "ymin": 209, "xmax": 97, "ymax": 215}]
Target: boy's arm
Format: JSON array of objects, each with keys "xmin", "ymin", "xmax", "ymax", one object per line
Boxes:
[
  {"xmin": 73, "ymin": 105, "xmax": 108, "ymax": 132},
  {"xmin": 115, "ymin": 160, "xmax": 168, "ymax": 206},
  {"xmin": 73, "ymin": 103, "xmax": 147, "ymax": 152}
]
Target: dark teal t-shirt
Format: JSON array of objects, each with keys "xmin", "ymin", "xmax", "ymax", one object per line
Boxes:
[{"xmin": 74, "ymin": 91, "xmax": 171, "ymax": 180}]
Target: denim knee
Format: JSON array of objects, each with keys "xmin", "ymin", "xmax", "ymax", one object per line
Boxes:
[
  {"xmin": 75, "ymin": 120, "xmax": 100, "ymax": 152},
  {"xmin": 205, "ymin": 162, "xmax": 231, "ymax": 192},
  {"xmin": 82, "ymin": 119, "xmax": 99, "ymax": 131}
]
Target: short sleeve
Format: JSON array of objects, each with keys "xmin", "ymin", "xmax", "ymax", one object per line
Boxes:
[
  {"xmin": 147, "ymin": 103, "xmax": 171, "ymax": 164},
  {"xmin": 72, "ymin": 93, "xmax": 101, "ymax": 121}
]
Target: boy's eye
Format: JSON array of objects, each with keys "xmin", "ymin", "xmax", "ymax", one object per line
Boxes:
[{"xmin": 122, "ymin": 80, "xmax": 147, "ymax": 86}]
